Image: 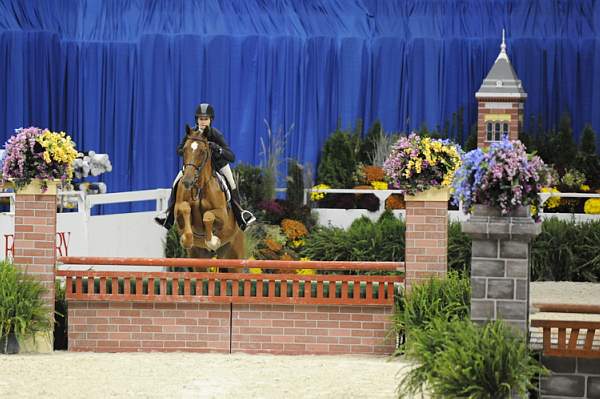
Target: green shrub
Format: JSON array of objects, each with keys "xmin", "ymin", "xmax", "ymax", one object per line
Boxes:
[
  {"xmin": 448, "ymin": 221, "xmax": 471, "ymax": 274},
  {"xmin": 164, "ymin": 224, "xmax": 187, "ymax": 259},
  {"xmin": 316, "ymin": 124, "xmax": 362, "ymax": 188},
  {"xmin": 234, "ymin": 162, "xmax": 266, "ymax": 209},
  {"xmin": 532, "ymin": 218, "xmax": 600, "ymax": 282},
  {"xmin": 392, "ymin": 271, "xmax": 470, "ymax": 353},
  {"xmin": 399, "ymin": 318, "xmax": 546, "ymax": 398},
  {"xmin": 0, "ymin": 262, "xmax": 54, "ymax": 351},
  {"xmin": 286, "ymin": 159, "xmax": 304, "ymax": 210},
  {"xmin": 301, "ymin": 211, "xmax": 405, "ymax": 264}
]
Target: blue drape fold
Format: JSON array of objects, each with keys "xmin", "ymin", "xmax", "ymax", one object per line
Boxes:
[{"xmin": 1, "ymin": 0, "xmax": 600, "ymax": 202}]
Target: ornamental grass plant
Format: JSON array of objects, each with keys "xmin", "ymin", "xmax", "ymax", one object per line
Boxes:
[
  {"xmin": 2, "ymin": 127, "xmax": 78, "ymax": 191},
  {"xmin": 383, "ymin": 133, "xmax": 461, "ymax": 195},
  {"xmin": 0, "ymin": 261, "xmax": 54, "ymax": 353}
]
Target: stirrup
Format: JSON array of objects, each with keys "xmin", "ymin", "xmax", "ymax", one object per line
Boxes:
[{"xmin": 240, "ymin": 210, "xmax": 256, "ymax": 226}]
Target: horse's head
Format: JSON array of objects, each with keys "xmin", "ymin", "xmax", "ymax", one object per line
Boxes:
[{"xmin": 181, "ymin": 124, "xmax": 212, "ymax": 190}]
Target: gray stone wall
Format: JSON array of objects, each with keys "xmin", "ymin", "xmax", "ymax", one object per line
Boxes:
[
  {"xmin": 462, "ymin": 205, "xmax": 540, "ymax": 334},
  {"xmin": 540, "ymin": 356, "xmax": 600, "ymax": 398}
]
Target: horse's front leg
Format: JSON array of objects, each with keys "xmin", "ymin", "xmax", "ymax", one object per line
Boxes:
[
  {"xmin": 203, "ymin": 210, "xmax": 221, "ymax": 251},
  {"xmin": 175, "ymin": 202, "xmax": 193, "ymax": 249}
]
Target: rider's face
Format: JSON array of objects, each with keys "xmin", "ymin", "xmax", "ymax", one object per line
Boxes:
[{"xmin": 197, "ymin": 116, "xmax": 211, "ymax": 131}]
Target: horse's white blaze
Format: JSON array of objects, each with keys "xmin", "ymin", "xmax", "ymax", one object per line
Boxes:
[{"xmin": 191, "ymin": 142, "xmax": 198, "ymax": 151}]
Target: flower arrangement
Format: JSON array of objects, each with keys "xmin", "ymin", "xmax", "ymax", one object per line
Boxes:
[
  {"xmin": 452, "ymin": 137, "xmax": 551, "ymax": 215},
  {"xmin": 310, "ymin": 184, "xmax": 330, "ymax": 201},
  {"xmin": 383, "ymin": 133, "xmax": 462, "ymax": 195},
  {"xmin": 2, "ymin": 127, "xmax": 78, "ymax": 191}
]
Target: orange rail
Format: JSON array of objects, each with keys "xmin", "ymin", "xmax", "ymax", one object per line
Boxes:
[
  {"xmin": 531, "ymin": 319, "xmax": 600, "ymax": 358},
  {"xmin": 56, "ymin": 257, "xmax": 404, "ymax": 306},
  {"xmin": 57, "ymin": 256, "xmax": 403, "ymax": 271},
  {"xmin": 533, "ymin": 303, "xmax": 600, "ymax": 315}
]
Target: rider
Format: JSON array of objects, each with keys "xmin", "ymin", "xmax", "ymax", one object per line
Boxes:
[{"xmin": 154, "ymin": 103, "xmax": 256, "ymax": 231}]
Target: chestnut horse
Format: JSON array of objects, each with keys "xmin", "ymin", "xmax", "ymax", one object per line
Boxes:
[{"xmin": 175, "ymin": 125, "xmax": 245, "ymax": 260}]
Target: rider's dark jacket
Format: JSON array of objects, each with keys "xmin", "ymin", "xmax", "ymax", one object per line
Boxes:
[{"xmin": 177, "ymin": 126, "xmax": 234, "ymax": 170}]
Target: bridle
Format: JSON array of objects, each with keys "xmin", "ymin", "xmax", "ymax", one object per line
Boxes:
[{"xmin": 182, "ymin": 136, "xmax": 210, "ymax": 200}]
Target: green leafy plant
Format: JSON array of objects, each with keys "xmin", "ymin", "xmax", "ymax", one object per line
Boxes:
[
  {"xmin": 301, "ymin": 211, "xmax": 405, "ymax": 264},
  {"xmin": 532, "ymin": 219, "xmax": 600, "ymax": 282},
  {"xmin": 0, "ymin": 261, "xmax": 54, "ymax": 353},
  {"xmin": 391, "ymin": 271, "xmax": 470, "ymax": 354},
  {"xmin": 164, "ymin": 225, "xmax": 187, "ymax": 259},
  {"xmin": 54, "ymin": 279, "xmax": 68, "ymax": 350},
  {"xmin": 398, "ymin": 318, "xmax": 546, "ymax": 398}
]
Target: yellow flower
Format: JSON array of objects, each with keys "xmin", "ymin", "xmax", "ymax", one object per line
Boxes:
[
  {"xmin": 370, "ymin": 181, "xmax": 388, "ymax": 190},
  {"xmin": 584, "ymin": 198, "xmax": 600, "ymax": 214},
  {"xmin": 310, "ymin": 184, "xmax": 330, "ymax": 201},
  {"xmin": 541, "ymin": 187, "xmax": 561, "ymax": 209},
  {"xmin": 295, "ymin": 269, "xmax": 315, "ymax": 275},
  {"xmin": 248, "ymin": 268, "xmax": 263, "ymax": 274},
  {"xmin": 291, "ymin": 239, "xmax": 304, "ymax": 248},
  {"xmin": 580, "ymin": 184, "xmax": 590, "ymax": 192}
]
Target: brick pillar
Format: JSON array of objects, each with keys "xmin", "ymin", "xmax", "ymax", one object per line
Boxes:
[
  {"xmin": 13, "ymin": 181, "xmax": 57, "ymax": 352},
  {"xmin": 404, "ymin": 187, "xmax": 448, "ymax": 289},
  {"xmin": 461, "ymin": 205, "xmax": 540, "ymax": 335}
]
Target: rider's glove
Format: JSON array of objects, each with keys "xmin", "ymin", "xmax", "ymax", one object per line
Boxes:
[{"xmin": 209, "ymin": 142, "xmax": 223, "ymax": 155}]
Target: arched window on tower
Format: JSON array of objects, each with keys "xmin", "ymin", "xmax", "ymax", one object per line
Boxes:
[{"xmin": 486, "ymin": 121, "xmax": 510, "ymax": 142}]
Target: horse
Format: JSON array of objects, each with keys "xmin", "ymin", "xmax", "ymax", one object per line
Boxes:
[{"xmin": 174, "ymin": 124, "xmax": 245, "ymax": 261}]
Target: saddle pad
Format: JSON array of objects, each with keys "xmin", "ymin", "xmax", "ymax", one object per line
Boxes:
[{"xmin": 215, "ymin": 172, "xmax": 231, "ymax": 203}]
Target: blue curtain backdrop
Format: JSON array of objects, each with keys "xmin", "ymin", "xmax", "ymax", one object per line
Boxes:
[{"xmin": 1, "ymin": 0, "xmax": 600, "ymax": 204}]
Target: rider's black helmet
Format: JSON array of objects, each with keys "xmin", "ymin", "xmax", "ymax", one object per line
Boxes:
[{"xmin": 195, "ymin": 103, "xmax": 215, "ymax": 120}]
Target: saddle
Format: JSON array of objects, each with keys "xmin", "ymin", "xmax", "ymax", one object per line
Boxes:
[{"xmin": 213, "ymin": 171, "xmax": 232, "ymax": 203}]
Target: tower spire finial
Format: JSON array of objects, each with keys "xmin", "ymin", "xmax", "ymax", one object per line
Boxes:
[{"xmin": 496, "ymin": 29, "xmax": 509, "ymax": 61}]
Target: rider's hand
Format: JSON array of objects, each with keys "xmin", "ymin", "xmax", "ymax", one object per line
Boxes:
[{"xmin": 209, "ymin": 142, "xmax": 223, "ymax": 155}]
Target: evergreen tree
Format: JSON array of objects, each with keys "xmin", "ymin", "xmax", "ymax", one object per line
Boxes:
[
  {"xmin": 286, "ymin": 160, "xmax": 304, "ymax": 210},
  {"xmin": 580, "ymin": 124, "xmax": 597, "ymax": 155},
  {"xmin": 554, "ymin": 112, "xmax": 577, "ymax": 172},
  {"xmin": 465, "ymin": 124, "xmax": 478, "ymax": 152}
]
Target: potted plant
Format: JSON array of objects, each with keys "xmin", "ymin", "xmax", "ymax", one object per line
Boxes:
[
  {"xmin": 0, "ymin": 261, "xmax": 54, "ymax": 354},
  {"xmin": 383, "ymin": 133, "xmax": 462, "ymax": 200},
  {"xmin": 1, "ymin": 127, "xmax": 78, "ymax": 194},
  {"xmin": 451, "ymin": 137, "xmax": 551, "ymax": 217}
]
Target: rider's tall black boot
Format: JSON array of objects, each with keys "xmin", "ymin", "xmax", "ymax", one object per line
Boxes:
[
  {"xmin": 230, "ymin": 188, "xmax": 256, "ymax": 231},
  {"xmin": 154, "ymin": 182, "xmax": 177, "ymax": 230}
]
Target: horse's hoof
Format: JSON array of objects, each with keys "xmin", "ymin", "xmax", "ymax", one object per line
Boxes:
[
  {"xmin": 205, "ymin": 236, "xmax": 221, "ymax": 251},
  {"xmin": 181, "ymin": 234, "xmax": 193, "ymax": 249}
]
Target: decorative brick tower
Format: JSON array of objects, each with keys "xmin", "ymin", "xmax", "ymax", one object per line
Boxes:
[{"xmin": 476, "ymin": 31, "xmax": 527, "ymax": 148}]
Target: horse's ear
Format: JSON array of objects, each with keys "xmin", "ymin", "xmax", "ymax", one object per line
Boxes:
[{"xmin": 185, "ymin": 124, "xmax": 192, "ymax": 136}]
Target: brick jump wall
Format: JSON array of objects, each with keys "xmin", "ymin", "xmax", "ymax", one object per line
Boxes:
[{"xmin": 69, "ymin": 302, "xmax": 394, "ymax": 355}]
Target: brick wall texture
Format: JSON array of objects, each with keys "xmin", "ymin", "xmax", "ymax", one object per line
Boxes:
[
  {"xmin": 68, "ymin": 302, "xmax": 395, "ymax": 355},
  {"xmin": 405, "ymin": 199, "xmax": 448, "ymax": 288},
  {"xmin": 13, "ymin": 193, "xmax": 57, "ymax": 315}
]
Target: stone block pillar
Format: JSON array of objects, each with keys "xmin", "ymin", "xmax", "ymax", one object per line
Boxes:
[
  {"xmin": 13, "ymin": 182, "xmax": 57, "ymax": 352},
  {"xmin": 461, "ymin": 205, "xmax": 540, "ymax": 334},
  {"xmin": 404, "ymin": 188, "xmax": 448, "ymax": 289}
]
